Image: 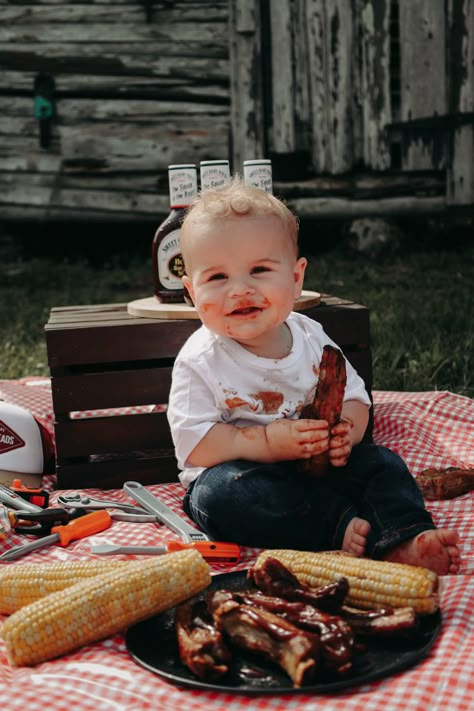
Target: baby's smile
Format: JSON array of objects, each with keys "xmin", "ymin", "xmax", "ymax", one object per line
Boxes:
[{"xmin": 230, "ymin": 305, "xmax": 262, "ymax": 316}]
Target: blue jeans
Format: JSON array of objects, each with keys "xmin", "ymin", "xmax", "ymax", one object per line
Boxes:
[{"xmin": 183, "ymin": 444, "xmax": 435, "ymax": 555}]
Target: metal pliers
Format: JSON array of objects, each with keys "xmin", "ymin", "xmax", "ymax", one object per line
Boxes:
[
  {"xmin": 11, "ymin": 507, "xmax": 86, "ymax": 535},
  {"xmin": 56, "ymin": 493, "xmax": 157, "ymax": 522}
]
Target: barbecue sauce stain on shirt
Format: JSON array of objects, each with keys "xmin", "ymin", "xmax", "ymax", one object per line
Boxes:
[{"xmin": 224, "ymin": 391, "xmax": 284, "ymax": 414}]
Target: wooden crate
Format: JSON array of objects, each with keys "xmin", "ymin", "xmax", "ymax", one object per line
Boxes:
[{"xmin": 45, "ymin": 296, "xmax": 372, "ymax": 490}]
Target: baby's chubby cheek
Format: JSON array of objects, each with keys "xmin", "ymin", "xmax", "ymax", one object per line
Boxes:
[{"xmin": 197, "ymin": 301, "xmax": 215, "ymax": 315}]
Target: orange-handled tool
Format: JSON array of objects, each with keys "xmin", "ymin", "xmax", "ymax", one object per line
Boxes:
[
  {"xmin": 167, "ymin": 540, "xmax": 240, "ymax": 561},
  {"xmin": 91, "ymin": 539, "xmax": 240, "ymax": 563},
  {"xmin": 0, "ymin": 510, "xmax": 112, "ymax": 562}
]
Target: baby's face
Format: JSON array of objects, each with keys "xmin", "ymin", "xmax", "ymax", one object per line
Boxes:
[{"xmin": 182, "ymin": 215, "xmax": 306, "ymax": 350}]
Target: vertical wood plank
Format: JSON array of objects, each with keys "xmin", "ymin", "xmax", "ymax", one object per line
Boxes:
[
  {"xmin": 304, "ymin": 0, "xmax": 329, "ymax": 171},
  {"xmin": 447, "ymin": 0, "xmax": 474, "ymax": 204},
  {"xmin": 399, "ymin": 0, "xmax": 447, "ymax": 169},
  {"xmin": 269, "ymin": 0, "xmax": 295, "ymax": 153},
  {"xmin": 229, "ymin": 0, "xmax": 266, "ymax": 170},
  {"xmin": 324, "ymin": 0, "xmax": 355, "ymax": 172},
  {"xmin": 359, "ymin": 0, "xmax": 392, "ymax": 169},
  {"xmin": 293, "ymin": 0, "xmax": 312, "ymax": 153}
]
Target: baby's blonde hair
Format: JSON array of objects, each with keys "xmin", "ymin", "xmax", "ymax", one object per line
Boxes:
[{"xmin": 180, "ymin": 174, "xmax": 299, "ymax": 263}]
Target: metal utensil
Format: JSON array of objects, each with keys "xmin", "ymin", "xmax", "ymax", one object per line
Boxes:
[
  {"xmin": 91, "ymin": 544, "xmax": 168, "ymax": 555},
  {"xmin": 56, "ymin": 493, "xmax": 149, "ymax": 515},
  {"xmin": 123, "ymin": 481, "xmax": 210, "ymax": 542},
  {"xmin": 91, "ymin": 540, "xmax": 240, "ymax": 562}
]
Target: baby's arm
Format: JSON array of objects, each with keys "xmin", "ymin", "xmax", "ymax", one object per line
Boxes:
[
  {"xmin": 186, "ymin": 418, "xmax": 329, "ymax": 468},
  {"xmin": 328, "ymin": 399, "xmax": 370, "ymax": 467}
]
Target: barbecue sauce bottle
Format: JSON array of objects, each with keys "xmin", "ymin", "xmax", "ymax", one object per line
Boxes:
[
  {"xmin": 243, "ymin": 159, "xmax": 273, "ymax": 193},
  {"xmin": 152, "ymin": 164, "xmax": 198, "ymax": 303}
]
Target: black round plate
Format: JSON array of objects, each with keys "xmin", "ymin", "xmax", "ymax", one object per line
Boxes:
[{"xmin": 126, "ymin": 571, "xmax": 442, "ymax": 695}]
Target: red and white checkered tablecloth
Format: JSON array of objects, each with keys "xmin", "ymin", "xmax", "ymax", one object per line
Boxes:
[{"xmin": 0, "ymin": 381, "xmax": 473, "ymax": 710}]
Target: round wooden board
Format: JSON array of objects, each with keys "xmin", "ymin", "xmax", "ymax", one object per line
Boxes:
[{"xmin": 127, "ymin": 290, "xmax": 321, "ymax": 320}]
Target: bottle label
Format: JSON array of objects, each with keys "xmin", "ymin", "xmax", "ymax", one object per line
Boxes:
[
  {"xmin": 169, "ymin": 166, "xmax": 198, "ymax": 207},
  {"xmin": 200, "ymin": 161, "xmax": 230, "ymax": 190},
  {"xmin": 157, "ymin": 228, "xmax": 185, "ymax": 289},
  {"xmin": 243, "ymin": 160, "xmax": 273, "ymax": 193}
]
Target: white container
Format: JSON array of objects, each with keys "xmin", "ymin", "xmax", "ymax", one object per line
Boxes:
[
  {"xmin": 243, "ymin": 159, "xmax": 273, "ymax": 193},
  {"xmin": 168, "ymin": 164, "xmax": 198, "ymax": 207},
  {"xmin": 200, "ymin": 160, "xmax": 231, "ymax": 190}
]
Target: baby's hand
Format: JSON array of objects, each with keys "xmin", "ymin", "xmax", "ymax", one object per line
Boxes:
[
  {"xmin": 265, "ymin": 418, "xmax": 328, "ymax": 461},
  {"xmin": 328, "ymin": 418, "xmax": 352, "ymax": 467}
]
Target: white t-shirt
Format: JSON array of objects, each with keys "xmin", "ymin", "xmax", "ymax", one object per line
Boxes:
[{"xmin": 167, "ymin": 311, "xmax": 371, "ymax": 486}]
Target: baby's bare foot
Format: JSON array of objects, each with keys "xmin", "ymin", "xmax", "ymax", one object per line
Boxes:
[
  {"xmin": 342, "ymin": 517, "xmax": 371, "ymax": 556},
  {"xmin": 383, "ymin": 529, "xmax": 461, "ymax": 575}
]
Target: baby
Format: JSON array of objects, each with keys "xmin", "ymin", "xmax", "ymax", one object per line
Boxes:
[{"xmin": 167, "ymin": 176, "xmax": 460, "ymax": 575}]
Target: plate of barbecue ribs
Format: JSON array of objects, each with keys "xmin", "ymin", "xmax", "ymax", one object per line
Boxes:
[{"xmin": 126, "ymin": 564, "xmax": 442, "ymax": 694}]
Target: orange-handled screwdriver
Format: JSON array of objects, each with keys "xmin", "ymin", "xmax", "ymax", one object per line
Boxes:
[
  {"xmin": 91, "ymin": 539, "xmax": 241, "ymax": 563},
  {"xmin": 0, "ymin": 510, "xmax": 112, "ymax": 562}
]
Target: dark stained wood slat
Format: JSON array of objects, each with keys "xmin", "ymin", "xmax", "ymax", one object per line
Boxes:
[
  {"xmin": 56, "ymin": 455, "xmax": 179, "ymax": 490},
  {"xmin": 46, "ymin": 316, "xmax": 201, "ymax": 367},
  {"xmin": 51, "ymin": 367, "xmax": 173, "ymax": 411},
  {"xmin": 54, "ymin": 412, "xmax": 173, "ymax": 459}
]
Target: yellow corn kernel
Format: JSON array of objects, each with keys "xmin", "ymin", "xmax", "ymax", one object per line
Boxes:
[
  {"xmin": 1, "ymin": 549, "xmax": 211, "ymax": 666},
  {"xmin": 0, "ymin": 560, "xmax": 133, "ymax": 614},
  {"xmin": 253, "ymin": 550, "xmax": 439, "ymax": 615}
]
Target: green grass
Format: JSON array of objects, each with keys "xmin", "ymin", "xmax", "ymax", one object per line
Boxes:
[
  {"xmin": 1, "ymin": 229, "xmax": 473, "ymax": 397},
  {"xmin": 303, "ymin": 249, "xmax": 473, "ymax": 396}
]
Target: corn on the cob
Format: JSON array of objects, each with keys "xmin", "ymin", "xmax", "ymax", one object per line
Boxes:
[
  {"xmin": 1, "ymin": 549, "xmax": 211, "ymax": 666},
  {"xmin": 252, "ymin": 550, "xmax": 439, "ymax": 615},
  {"xmin": 0, "ymin": 560, "xmax": 134, "ymax": 614}
]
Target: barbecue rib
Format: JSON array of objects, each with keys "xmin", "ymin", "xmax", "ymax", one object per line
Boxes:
[
  {"xmin": 248, "ymin": 555, "xmax": 418, "ymax": 638},
  {"xmin": 300, "ymin": 344, "xmax": 346, "ymax": 476},
  {"xmin": 248, "ymin": 556, "xmax": 349, "ymax": 613},
  {"xmin": 416, "ymin": 467, "xmax": 474, "ymax": 500},
  {"xmin": 208, "ymin": 589, "xmax": 320, "ymax": 688},
  {"xmin": 175, "ymin": 597, "xmax": 232, "ymax": 681},
  {"xmin": 340, "ymin": 605, "xmax": 418, "ymax": 637},
  {"xmin": 239, "ymin": 590, "xmax": 354, "ymax": 675}
]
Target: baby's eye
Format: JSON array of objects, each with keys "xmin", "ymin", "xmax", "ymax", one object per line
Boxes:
[
  {"xmin": 208, "ymin": 272, "xmax": 227, "ymax": 281},
  {"xmin": 251, "ymin": 266, "xmax": 270, "ymax": 274}
]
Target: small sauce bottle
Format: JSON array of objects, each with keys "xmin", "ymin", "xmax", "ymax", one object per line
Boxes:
[
  {"xmin": 200, "ymin": 160, "xmax": 231, "ymax": 191},
  {"xmin": 152, "ymin": 164, "xmax": 198, "ymax": 303},
  {"xmin": 243, "ymin": 159, "xmax": 273, "ymax": 193}
]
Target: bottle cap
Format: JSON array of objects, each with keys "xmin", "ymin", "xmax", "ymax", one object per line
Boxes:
[{"xmin": 243, "ymin": 159, "xmax": 272, "ymax": 166}]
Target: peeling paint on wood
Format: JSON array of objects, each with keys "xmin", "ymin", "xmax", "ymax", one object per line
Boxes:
[
  {"xmin": 0, "ymin": 0, "xmax": 473, "ymax": 220},
  {"xmin": 359, "ymin": 0, "xmax": 391, "ymax": 169},
  {"xmin": 399, "ymin": 0, "xmax": 447, "ymax": 170},
  {"xmin": 447, "ymin": 0, "xmax": 474, "ymax": 204},
  {"xmin": 269, "ymin": 0, "xmax": 295, "ymax": 153},
  {"xmin": 229, "ymin": 0, "xmax": 265, "ymax": 168}
]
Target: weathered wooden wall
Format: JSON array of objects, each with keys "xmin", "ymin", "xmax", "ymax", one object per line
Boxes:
[
  {"xmin": 0, "ymin": 0, "xmax": 473, "ymax": 222},
  {"xmin": 230, "ymin": 0, "xmax": 472, "ymax": 214},
  {"xmin": 0, "ymin": 0, "xmax": 230, "ymax": 221}
]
